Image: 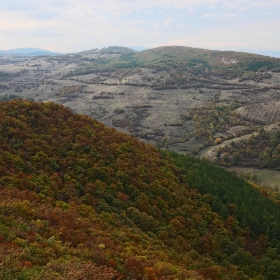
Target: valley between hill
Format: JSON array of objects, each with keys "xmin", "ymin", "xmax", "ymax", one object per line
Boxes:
[
  {"xmin": 1, "ymin": 46, "xmax": 280, "ymax": 148},
  {"xmin": 1, "ymin": 45, "xmax": 280, "ymax": 186}
]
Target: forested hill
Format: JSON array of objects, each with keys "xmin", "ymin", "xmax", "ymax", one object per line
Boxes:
[
  {"xmin": 1, "ymin": 99, "xmax": 280, "ymax": 279},
  {"xmin": 70, "ymin": 45, "xmax": 280, "ymax": 77}
]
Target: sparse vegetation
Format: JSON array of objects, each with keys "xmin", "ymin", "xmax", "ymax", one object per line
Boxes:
[
  {"xmin": 0, "ymin": 94, "xmax": 21, "ymax": 101},
  {"xmin": 188, "ymin": 101, "xmax": 254, "ymax": 143},
  {"xmin": 56, "ymin": 85, "xmax": 85, "ymax": 97},
  {"xmin": 217, "ymin": 128, "xmax": 280, "ymax": 170},
  {"xmin": 113, "ymin": 108, "xmax": 124, "ymax": 114},
  {"xmin": 67, "ymin": 46, "xmax": 280, "ymax": 79}
]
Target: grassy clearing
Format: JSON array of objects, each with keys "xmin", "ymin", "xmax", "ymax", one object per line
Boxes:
[{"xmin": 227, "ymin": 166, "xmax": 280, "ymax": 190}]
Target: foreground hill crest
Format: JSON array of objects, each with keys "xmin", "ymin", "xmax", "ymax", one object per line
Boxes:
[{"xmin": 0, "ymin": 99, "xmax": 280, "ymax": 279}]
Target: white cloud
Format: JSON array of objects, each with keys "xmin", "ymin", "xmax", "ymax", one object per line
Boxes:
[
  {"xmin": 2, "ymin": 0, "xmax": 280, "ymax": 17},
  {"xmin": 202, "ymin": 13, "xmax": 237, "ymax": 18},
  {"xmin": 250, "ymin": 0, "xmax": 280, "ymax": 7},
  {"xmin": 163, "ymin": 17, "xmax": 280, "ymax": 51},
  {"xmin": 163, "ymin": 17, "xmax": 173, "ymax": 27},
  {"xmin": 223, "ymin": 0, "xmax": 280, "ymax": 9},
  {"xmin": 178, "ymin": 24, "xmax": 189, "ymax": 28},
  {"xmin": 0, "ymin": 0, "xmax": 280, "ymax": 52},
  {"xmin": 153, "ymin": 21, "xmax": 160, "ymax": 29}
]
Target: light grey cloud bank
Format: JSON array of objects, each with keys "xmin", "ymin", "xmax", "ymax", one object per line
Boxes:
[{"xmin": 0, "ymin": 0, "xmax": 280, "ymax": 53}]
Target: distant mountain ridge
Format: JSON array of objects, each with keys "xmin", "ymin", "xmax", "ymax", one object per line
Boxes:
[
  {"xmin": 78, "ymin": 46, "xmax": 135, "ymax": 55},
  {"xmin": 0, "ymin": 47, "xmax": 60, "ymax": 57},
  {"xmin": 69, "ymin": 45, "xmax": 280, "ymax": 78}
]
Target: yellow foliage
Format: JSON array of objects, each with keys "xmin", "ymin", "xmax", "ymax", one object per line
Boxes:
[{"xmin": 215, "ymin": 138, "xmax": 222, "ymax": 144}]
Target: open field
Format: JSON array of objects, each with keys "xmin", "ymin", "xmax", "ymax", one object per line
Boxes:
[{"xmin": 227, "ymin": 167, "xmax": 280, "ymax": 190}]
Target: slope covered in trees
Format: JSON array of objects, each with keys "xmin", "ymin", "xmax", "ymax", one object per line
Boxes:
[{"xmin": 1, "ymin": 100, "xmax": 280, "ymax": 279}]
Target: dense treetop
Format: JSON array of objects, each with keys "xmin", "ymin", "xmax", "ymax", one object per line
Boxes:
[{"xmin": 1, "ymin": 99, "xmax": 280, "ymax": 279}]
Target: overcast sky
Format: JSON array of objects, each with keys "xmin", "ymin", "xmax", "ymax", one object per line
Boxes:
[{"xmin": 1, "ymin": 0, "xmax": 280, "ymax": 53}]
